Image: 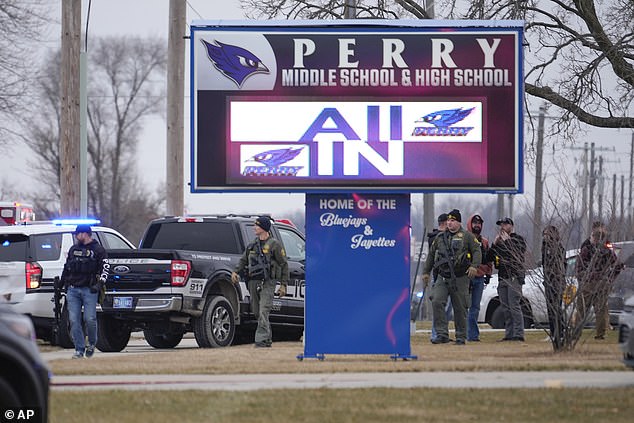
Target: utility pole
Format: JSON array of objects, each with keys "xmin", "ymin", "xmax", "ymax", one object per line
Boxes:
[
  {"xmin": 344, "ymin": 0, "xmax": 356, "ymax": 18},
  {"xmin": 589, "ymin": 142, "xmax": 596, "ymax": 228},
  {"xmin": 60, "ymin": 0, "xmax": 81, "ymax": 217},
  {"xmin": 621, "ymin": 175, "xmax": 625, "ymax": 226},
  {"xmin": 598, "ymin": 156, "xmax": 604, "ymax": 220},
  {"xmin": 621, "ymin": 131, "xmax": 634, "ymax": 239},
  {"xmin": 422, "ymin": 0, "xmax": 436, "ymax": 236},
  {"xmin": 612, "ymin": 173, "xmax": 616, "ymax": 224},
  {"xmin": 166, "ymin": 0, "xmax": 186, "ymax": 216},
  {"xmin": 532, "ymin": 105, "xmax": 545, "ymax": 258},
  {"xmin": 497, "ymin": 194, "xmax": 505, "ymax": 220}
]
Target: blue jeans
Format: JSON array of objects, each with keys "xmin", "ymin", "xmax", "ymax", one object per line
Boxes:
[
  {"xmin": 67, "ymin": 286, "xmax": 98, "ymax": 353},
  {"xmin": 467, "ymin": 277, "xmax": 485, "ymax": 341}
]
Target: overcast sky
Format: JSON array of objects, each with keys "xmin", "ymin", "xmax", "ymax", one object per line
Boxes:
[{"xmin": 4, "ymin": 1, "xmax": 633, "ymax": 221}]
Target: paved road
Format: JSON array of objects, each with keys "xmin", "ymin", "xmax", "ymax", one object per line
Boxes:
[{"xmin": 50, "ymin": 371, "xmax": 634, "ymax": 391}]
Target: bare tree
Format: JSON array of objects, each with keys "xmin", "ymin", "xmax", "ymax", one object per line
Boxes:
[
  {"xmin": 21, "ymin": 36, "xmax": 167, "ymax": 240},
  {"xmin": 0, "ymin": 1, "xmax": 51, "ymax": 145},
  {"xmin": 242, "ymin": 0, "xmax": 634, "ymax": 133},
  {"xmin": 243, "ymin": 0, "xmax": 430, "ymax": 19}
]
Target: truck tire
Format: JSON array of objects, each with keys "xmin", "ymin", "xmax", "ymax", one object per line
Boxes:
[
  {"xmin": 490, "ymin": 303, "xmax": 534, "ymax": 329},
  {"xmin": 193, "ymin": 295, "xmax": 235, "ymax": 348},
  {"xmin": 143, "ymin": 329, "xmax": 184, "ymax": 349},
  {"xmin": 96, "ymin": 315, "xmax": 131, "ymax": 352}
]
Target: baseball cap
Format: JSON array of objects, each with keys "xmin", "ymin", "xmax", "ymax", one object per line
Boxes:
[
  {"xmin": 437, "ymin": 213, "xmax": 448, "ymax": 224},
  {"xmin": 496, "ymin": 217, "xmax": 514, "ymax": 226},
  {"xmin": 74, "ymin": 224, "xmax": 92, "ymax": 234}
]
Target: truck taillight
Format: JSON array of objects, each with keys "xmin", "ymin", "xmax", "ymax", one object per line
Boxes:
[
  {"xmin": 26, "ymin": 262, "xmax": 42, "ymax": 289},
  {"xmin": 170, "ymin": 260, "xmax": 191, "ymax": 286}
]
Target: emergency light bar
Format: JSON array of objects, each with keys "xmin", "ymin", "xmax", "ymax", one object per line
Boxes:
[{"xmin": 51, "ymin": 218, "xmax": 101, "ymax": 226}]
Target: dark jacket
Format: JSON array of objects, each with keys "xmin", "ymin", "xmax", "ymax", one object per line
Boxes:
[
  {"xmin": 486, "ymin": 232, "xmax": 527, "ymax": 280},
  {"xmin": 61, "ymin": 239, "xmax": 109, "ymax": 288},
  {"xmin": 575, "ymin": 239, "xmax": 620, "ymax": 293}
]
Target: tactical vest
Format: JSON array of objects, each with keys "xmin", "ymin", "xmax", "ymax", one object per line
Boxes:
[
  {"xmin": 68, "ymin": 248, "xmax": 99, "ymax": 275},
  {"xmin": 246, "ymin": 238, "xmax": 284, "ymax": 281},
  {"xmin": 434, "ymin": 231, "xmax": 472, "ymax": 278}
]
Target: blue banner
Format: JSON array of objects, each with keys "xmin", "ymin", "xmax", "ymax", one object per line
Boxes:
[{"xmin": 303, "ymin": 193, "xmax": 412, "ymax": 358}]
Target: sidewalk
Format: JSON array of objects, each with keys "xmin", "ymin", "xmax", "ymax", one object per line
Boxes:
[{"xmin": 51, "ymin": 371, "xmax": 634, "ymax": 391}]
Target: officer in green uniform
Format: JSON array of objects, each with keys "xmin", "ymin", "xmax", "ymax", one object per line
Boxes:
[
  {"xmin": 422, "ymin": 209, "xmax": 482, "ymax": 345},
  {"xmin": 232, "ymin": 216, "xmax": 289, "ymax": 348}
]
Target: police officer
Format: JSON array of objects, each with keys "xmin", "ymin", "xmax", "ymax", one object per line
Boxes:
[
  {"xmin": 61, "ymin": 224, "xmax": 109, "ymax": 358},
  {"xmin": 487, "ymin": 217, "xmax": 527, "ymax": 342},
  {"xmin": 231, "ymin": 216, "xmax": 289, "ymax": 348},
  {"xmin": 422, "ymin": 209, "xmax": 481, "ymax": 345}
]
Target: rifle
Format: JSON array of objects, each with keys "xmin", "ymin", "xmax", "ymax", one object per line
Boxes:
[{"xmin": 51, "ymin": 276, "xmax": 64, "ymax": 346}]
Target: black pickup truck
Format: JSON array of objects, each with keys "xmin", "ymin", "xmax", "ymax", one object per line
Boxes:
[{"xmin": 96, "ymin": 215, "xmax": 305, "ymax": 352}]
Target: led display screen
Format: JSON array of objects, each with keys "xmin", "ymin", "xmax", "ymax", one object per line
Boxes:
[{"xmin": 190, "ymin": 21, "xmax": 524, "ymax": 192}]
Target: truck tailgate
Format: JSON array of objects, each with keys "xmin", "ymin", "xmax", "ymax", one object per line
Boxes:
[{"xmin": 106, "ymin": 249, "xmax": 178, "ymax": 292}]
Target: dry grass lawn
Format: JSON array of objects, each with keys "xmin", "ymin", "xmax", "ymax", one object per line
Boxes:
[
  {"xmin": 50, "ymin": 387, "xmax": 634, "ymax": 423},
  {"xmin": 47, "ymin": 328, "xmax": 628, "ymax": 376}
]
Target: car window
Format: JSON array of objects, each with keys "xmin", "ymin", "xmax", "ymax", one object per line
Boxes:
[
  {"xmin": 278, "ymin": 228, "xmax": 305, "ymax": 261},
  {"xmin": 31, "ymin": 233, "xmax": 63, "ymax": 261},
  {"xmin": 142, "ymin": 221, "xmax": 241, "ymax": 254},
  {"xmin": 99, "ymin": 232, "xmax": 134, "ymax": 249},
  {"xmin": 565, "ymin": 256, "xmax": 577, "ymax": 277},
  {"xmin": 0, "ymin": 234, "xmax": 28, "ymax": 262}
]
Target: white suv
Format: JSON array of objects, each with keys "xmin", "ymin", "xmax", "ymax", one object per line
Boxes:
[{"xmin": 0, "ymin": 221, "xmax": 134, "ymax": 347}]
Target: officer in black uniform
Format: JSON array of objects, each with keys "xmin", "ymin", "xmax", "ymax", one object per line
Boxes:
[
  {"xmin": 61, "ymin": 224, "xmax": 109, "ymax": 358},
  {"xmin": 232, "ymin": 216, "xmax": 289, "ymax": 347}
]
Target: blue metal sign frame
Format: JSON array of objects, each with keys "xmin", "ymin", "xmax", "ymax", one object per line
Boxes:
[{"xmin": 300, "ymin": 193, "xmax": 415, "ymax": 360}]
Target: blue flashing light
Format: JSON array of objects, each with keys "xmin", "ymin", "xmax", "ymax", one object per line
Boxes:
[
  {"xmin": 52, "ymin": 218, "xmax": 101, "ymax": 226},
  {"xmin": 41, "ymin": 244, "xmax": 52, "ymax": 249},
  {"xmin": 2, "ymin": 240, "xmax": 9, "ymax": 247},
  {"xmin": 416, "ymin": 291, "xmax": 424, "ymax": 298}
]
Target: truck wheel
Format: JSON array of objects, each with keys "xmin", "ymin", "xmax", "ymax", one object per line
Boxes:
[
  {"xmin": 193, "ymin": 295, "xmax": 235, "ymax": 348},
  {"xmin": 490, "ymin": 303, "xmax": 534, "ymax": 329},
  {"xmin": 490, "ymin": 306, "xmax": 505, "ymax": 329},
  {"xmin": 58, "ymin": 303, "xmax": 74, "ymax": 348},
  {"xmin": 143, "ymin": 329, "xmax": 184, "ymax": 349},
  {"xmin": 51, "ymin": 302, "xmax": 74, "ymax": 349},
  {"xmin": 96, "ymin": 315, "xmax": 131, "ymax": 352}
]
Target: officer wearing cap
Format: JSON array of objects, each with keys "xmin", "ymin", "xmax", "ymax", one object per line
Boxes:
[
  {"xmin": 232, "ymin": 216, "xmax": 289, "ymax": 348},
  {"xmin": 61, "ymin": 224, "xmax": 109, "ymax": 358},
  {"xmin": 486, "ymin": 217, "xmax": 527, "ymax": 341},
  {"xmin": 422, "ymin": 209, "xmax": 482, "ymax": 345}
]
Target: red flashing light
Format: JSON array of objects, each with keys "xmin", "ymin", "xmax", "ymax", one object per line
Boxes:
[{"xmin": 276, "ymin": 218, "xmax": 295, "ymax": 227}]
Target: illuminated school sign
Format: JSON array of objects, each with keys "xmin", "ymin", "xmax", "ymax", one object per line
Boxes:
[{"xmin": 190, "ymin": 20, "xmax": 524, "ymax": 193}]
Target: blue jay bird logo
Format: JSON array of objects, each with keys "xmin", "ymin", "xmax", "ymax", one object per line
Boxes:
[
  {"xmin": 201, "ymin": 39, "xmax": 269, "ymax": 87},
  {"xmin": 416, "ymin": 108, "xmax": 474, "ymax": 128},
  {"xmin": 248, "ymin": 147, "xmax": 304, "ymax": 167},
  {"xmin": 412, "ymin": 107, "xmax": 475, "ymax": 137},
  {"xmin": 243, "ymin": 147, "xmax": 305, "ymax": 177}
]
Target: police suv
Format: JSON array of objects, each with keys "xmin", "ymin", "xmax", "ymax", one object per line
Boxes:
[
  {"xmin": 98, "ymin": 215, "xmax": 305, "ymax": 352},
  {"xmin": 0, "ymin": 221, "xmax": 135, "ymax": 347}
]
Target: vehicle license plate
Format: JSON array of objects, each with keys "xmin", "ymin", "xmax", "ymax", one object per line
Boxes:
[{"xmin": 113, "ymin": 297, "xmax": 133, "ymax": 309}]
